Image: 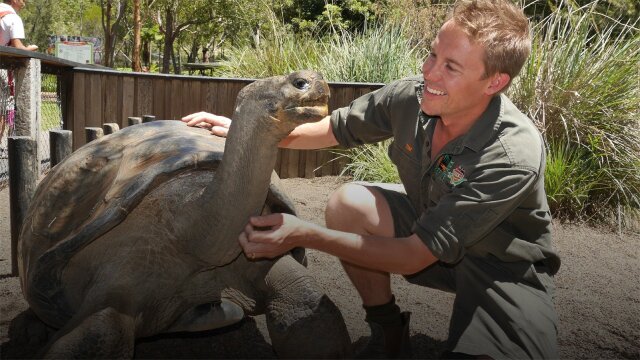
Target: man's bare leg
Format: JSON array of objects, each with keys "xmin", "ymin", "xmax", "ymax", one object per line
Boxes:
[
  {"xmin": 325, "ymin": 183, "xmax": 395, "ymax": 306},
  {"xmin": 325, "ymin": 183, "xmax": 411, "ymax": 358}
]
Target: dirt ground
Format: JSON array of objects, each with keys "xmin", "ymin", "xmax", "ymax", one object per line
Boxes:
[{"xmin": 0, "ymin": 176, "xmax": 638, "ymax": 359}]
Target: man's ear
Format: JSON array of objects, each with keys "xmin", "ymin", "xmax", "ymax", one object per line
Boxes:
[{"xmin": 485, "ymin": 73, "xmax": 510, "ymax": 95}]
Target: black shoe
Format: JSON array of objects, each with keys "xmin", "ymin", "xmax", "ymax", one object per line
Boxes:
[{"xmin": 356, "ymin": 312, "xmax": 412, "ymax": 359}]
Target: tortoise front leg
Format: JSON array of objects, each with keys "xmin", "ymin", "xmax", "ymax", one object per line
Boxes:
[
  {"xmin": 264, "ymin": 255, "xmax": 353, "ymax": 358},
  {"xmin": 41, "ymin": 307, "xmax": 135, "ymax": 359}
]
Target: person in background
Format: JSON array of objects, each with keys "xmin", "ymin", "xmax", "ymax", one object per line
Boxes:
[
  {"xmin": 182, "ymin": 1, "xmax": 560, "ymax": 358},
  {"xmin": 1, "ymin": 0, "xmax": 37, "ymax": 140},
  {"xmin": 0, "ymin": 0, "xmax": 37, "ymax": 50}
]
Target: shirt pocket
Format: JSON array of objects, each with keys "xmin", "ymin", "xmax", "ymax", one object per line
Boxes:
[{"xmin": 428, "ymin": 174, "xmax": 452, "ymax": 205}]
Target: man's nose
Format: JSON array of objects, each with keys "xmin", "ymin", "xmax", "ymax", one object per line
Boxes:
[{"xmin": 423, "ymin": 64, "xmax": 441, "ymax": 82}]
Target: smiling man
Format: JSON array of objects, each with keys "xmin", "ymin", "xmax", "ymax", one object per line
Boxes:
[{"xmin": 184, "ymin": 1, "xmax": 560, "ymax": 358}]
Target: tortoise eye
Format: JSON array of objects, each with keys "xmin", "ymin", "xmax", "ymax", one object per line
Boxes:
[{"xmin": 293, "ymin": 78, "xmax": 310, "ymax": 91}]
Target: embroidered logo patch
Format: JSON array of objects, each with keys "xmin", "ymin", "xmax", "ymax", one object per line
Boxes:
[
  {"xmin": 434, "ymin": 155, "xmax": 466, "ymax": 186},
  {"xmin": 450, "ymin": 165, "xmax": 466, "ymax": 186}
]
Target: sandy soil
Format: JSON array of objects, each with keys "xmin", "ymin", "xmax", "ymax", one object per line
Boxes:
[{"xmin": 0, "ymin": 176, "xmax": 638, "ymax": 359}]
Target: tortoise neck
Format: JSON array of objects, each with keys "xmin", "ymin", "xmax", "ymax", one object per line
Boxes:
[{"xmin": 194, "ymin": 118, "xmax": 283, "ymax": 265}]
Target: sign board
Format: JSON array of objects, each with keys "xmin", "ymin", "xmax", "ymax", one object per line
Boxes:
[
  {"xmin": 47, "ymin": 36, "xmax": 103, "ymax": 65},
  {"xmin": 55, "ymin": 42, "xmax": 93, "ymax": 64}
]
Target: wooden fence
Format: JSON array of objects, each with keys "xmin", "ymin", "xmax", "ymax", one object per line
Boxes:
[{"xmin": 64, "ymin": 68, "xmax": 384, "ymax": 178}]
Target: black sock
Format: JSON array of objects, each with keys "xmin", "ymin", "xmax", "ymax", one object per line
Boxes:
[{"xmin": 363, "ymin": 295, "xmax": 403, "ymax": 326}]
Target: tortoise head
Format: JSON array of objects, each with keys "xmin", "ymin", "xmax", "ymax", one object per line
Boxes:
[{"xmin": 232, "ymin": 70, "xmax": 330, "ymax": 136}]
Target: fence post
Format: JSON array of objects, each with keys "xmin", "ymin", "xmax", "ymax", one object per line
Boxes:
[
  {"xmin": 8, "ymin": 136, "xmax": 38, "ymax": 276},
  {"xmin": 13, "ymin": 58, "xmax": 42, "ymax": 173},
  {"xmin": 49, "ymin": 129, "xmax": 72, "ymax": 167},
  {"xmin": 85, "ymin": 127, "xmax": 103, "ymax": 143},
  {"xmin": 103, "ymin": 123, "xmax": 120, "ymax": 135},
  {"xmin": 142, "ymin": 115, "xmax": 156, "ymax": 123},
  {"xmin": 128, "ymin": 116, "xmax": 142, "ymax": 126}
]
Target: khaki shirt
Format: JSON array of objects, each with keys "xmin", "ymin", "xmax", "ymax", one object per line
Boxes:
[{"xmin": 330, "ymin": 76, "xmax": 560, "ymax": 274}]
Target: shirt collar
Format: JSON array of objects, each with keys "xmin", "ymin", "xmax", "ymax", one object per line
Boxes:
[{"xmin": 462, "ymin": 94, "xmax": 504, "ymax": 152}]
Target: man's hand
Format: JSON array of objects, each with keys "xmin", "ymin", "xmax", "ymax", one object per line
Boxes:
[
  {"xmin": 238, "ymin": 213, "xmax": 315, "ymax": 260},
  {"xmin": 181, "ymin": 111, "xmax": 231, "ymax": 137}
]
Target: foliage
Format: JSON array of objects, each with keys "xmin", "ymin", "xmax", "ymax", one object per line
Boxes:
[
  {"xmin": 21, "ymin": 0, "xmax": 102, "ymax": 50},
  {"xmin": 318, "ymin": 24, "xmax": 425, "ymax": 83},
  {"xmin": 219, "ymin": 21, "xmax": 424, "ymax": 83},
  {"xmin": 543, "ymin": 140, "xmax": 603, "ymax": 221},
  {"xmin": 522, "ymin": 0, "xmax": 639, "ymax": 31},
  {"xmin": 278, "ymin": 0, "xmax": 383, "ymax": 34},
  {"xmin": 216, "ymin": 32, "xmax": 321, "ymax": 78},
  {"xmin": 41, "ymin": 101, "xmax": 62, "ymax": 132},
  {"xmin": 337, "ymin": 140, "xmax": 400, "ymax": 183},
  {"xmin": 379, "ymin": 0, "xmax": 451, "ymax": 49},
  {"xmin": 509, "ymin": 1, "xmax": 640, "ymax": 222}
]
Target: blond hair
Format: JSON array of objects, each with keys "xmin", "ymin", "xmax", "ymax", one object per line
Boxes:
[{"xmin": 449, "ymin": 0, "xmax": 531, "ymax": 87}]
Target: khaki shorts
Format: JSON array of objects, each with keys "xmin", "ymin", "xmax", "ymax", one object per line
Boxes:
[{"xmin": 366, "ymin": 183, "xmax": 559, "ymax": 359}]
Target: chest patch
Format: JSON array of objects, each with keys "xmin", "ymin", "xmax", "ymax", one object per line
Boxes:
[{"xmin": 434, "ymin": 154, "xmax": 467, "ymax": 186}]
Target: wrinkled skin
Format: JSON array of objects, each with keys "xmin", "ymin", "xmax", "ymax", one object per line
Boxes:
[{"xmin": 18, "ymin": 71, "xmax": 352, "ymax": 358}]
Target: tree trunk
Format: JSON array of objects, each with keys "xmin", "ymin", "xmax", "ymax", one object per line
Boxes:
[
  {"xmin": 101, "ymin": 0, "xmax": 127, "ymax": 68},
  {"xmin": 202, "ymin": 47, "xmax": 209, "ymax": 62},
  {"xmin": 161, "ymin": 7, "xmax": 174, "ymax": 73},
  {"xmin": 132, "ymin": 0, "xmax": 142, "ymax": 72},
  {"xmin": 142, "ymin": 40, "xmax": 150, "ymax": 68},
  {"xmin": 171, "ymin": 44, "xmax": 180, "ymax": 74},
  {"xmin": 102, "ymin": 0, "xmax": 114, "ymax": 67}
]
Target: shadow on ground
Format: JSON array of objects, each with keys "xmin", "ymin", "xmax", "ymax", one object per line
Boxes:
[{"xmin": 2, "ymin": 308, "xmax": 447, "ymax": 359}]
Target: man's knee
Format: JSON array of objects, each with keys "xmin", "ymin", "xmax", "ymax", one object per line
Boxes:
[
  {"xmin": 325, "ymin": 183, "xmax": 375, "ymax": 231},
  {"xmin": 325, "ymin": 183, "xmax": 394, "ymax": 237}
]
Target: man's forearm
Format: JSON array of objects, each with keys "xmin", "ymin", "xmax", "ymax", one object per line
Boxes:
[
  {"xmin": 278, "ymin": 116, "xmax": 339, "ymax": 149},
  {"xmin": 301, "ymin": 225, "xmax": 438, "ymax": 275}
]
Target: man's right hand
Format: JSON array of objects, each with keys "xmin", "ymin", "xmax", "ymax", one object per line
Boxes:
[{"xmin": 181, "ymin": 111, "xmax": 231, "ymax": 137}]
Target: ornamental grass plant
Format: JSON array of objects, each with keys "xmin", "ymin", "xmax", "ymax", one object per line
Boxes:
[
  {"xmin": 509, "ymin": 1, "xmax": 640, "ymax": 223},
  {"xmin": 217, "ymin": 32, "xmax": 321, "ymax": 78},
  {"xmin": 317, "ymin": 24, "xmax": 424, "ymax": 83},
  {"xmin": 338, "ymin": 140, "xmax": 400, "ymax": 184}
]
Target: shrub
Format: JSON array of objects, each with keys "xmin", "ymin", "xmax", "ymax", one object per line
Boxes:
[{"xmin": 509, "ymin": 1, "xmax": 640, "ymax": 222}]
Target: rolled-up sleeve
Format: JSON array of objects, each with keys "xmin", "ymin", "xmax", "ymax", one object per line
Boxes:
[
  {"xmin": 330, "ymin": 81, "xmax": 406, "ymax": 148},
  {"xmin": 412, "ymin": 165, "xmax": 539, "ymax": 264}
]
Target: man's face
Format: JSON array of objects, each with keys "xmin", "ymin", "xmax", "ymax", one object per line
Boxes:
[{"xmin": 420, "ymin": 20, "xmax": 496, "ymax": 122}]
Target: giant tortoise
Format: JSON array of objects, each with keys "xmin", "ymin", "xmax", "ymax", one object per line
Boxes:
[{"xmin": 18, "ymin": 71, "xmax": 352, "ymax": 358}]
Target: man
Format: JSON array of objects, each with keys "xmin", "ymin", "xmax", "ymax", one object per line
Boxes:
[{"xmin": 183, "ymin": 1, "xmax": 560, "ymax": 358}]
